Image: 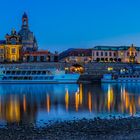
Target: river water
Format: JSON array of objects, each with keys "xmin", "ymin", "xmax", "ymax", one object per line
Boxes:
[{"xmin": 0, "ymin": 83, "xmax": 139, "ymax": 127}]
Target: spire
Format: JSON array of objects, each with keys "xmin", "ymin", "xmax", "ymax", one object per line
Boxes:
[
  {"xmin": 22, "ymin": 12, "xmax": 28, "ymax": 29},
  {"xmin": 22, "ymin": 12, "xmax": 28, "ymax": 19}
]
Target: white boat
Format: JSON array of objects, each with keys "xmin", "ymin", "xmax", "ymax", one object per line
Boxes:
[
  {"xmin": 101, "ymin": 73, "xmax": 140, "ymax": 83},
  {"xmin": 0, "ymin": 68, "xmax": 80, "ymax": 84}
]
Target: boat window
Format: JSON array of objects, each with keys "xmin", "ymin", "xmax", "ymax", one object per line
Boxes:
[
  {"xmin": 17, "ymin": 71, "xmax": 20, "ymax": 74},
  {"xmin": 50, "ymin": 76, "xmax": 54, "ymax": 80},
  {"xmin": 41, "ymin": 71, "xmax": 45, "ymax": 75},
  {"xmin": 6, "ymin": 71, "xmax": 10, "ymax": 74},
  {"xmin": 45, "ymin": 77, "xmax": 48, "ymax": 80},
  {"xmin": 12, "ymin": 71, "xmax": 15, "ymax": 75}
]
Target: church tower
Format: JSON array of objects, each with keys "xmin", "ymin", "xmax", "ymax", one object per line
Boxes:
[
  {"xmin": 22, "ymin": 12, "xmax": 28, "ymax": 29},
  {"xmin": 18, "ymin": 12, "xmax": 38, "ymax": 52}
]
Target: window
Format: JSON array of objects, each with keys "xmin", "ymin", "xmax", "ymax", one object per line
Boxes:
[
  {"xmin": 135, "ymin": 53, "xmax": 137, "ymax": 56},
  {"xmin": 127, "ymin": 52, "xmax": 129, "ymax": 56},
  {"xmin": 11, "ymin": 38, "xmax": 16, "ymax": 45},
  {"xmin": 105, "ymin": 52, "xmax": 108, "ymax": 56},
  {"xmin": 11, "ymin": 48, "xmax": 16, "ymax": 54},
  {"xmin": 114, "ymin": 53, "xmax": 116, "ymax": 57},
  {"xmin": 96, "ymin": 52, "xmax": 99, "ymax": 56},
  {"xmin": 0, "ymin": 56, "xmax": 4, "ymax": 61},
  {"xmin": 109, "ymin": 52, "xmax": 112, "ymax": 56},
  {"xmin": 101, "ymin": 52, "xmax": 103, "ymax": 56},
  {"xmin": 0, "ymin": 49, "xmax": 4, "ymax": 54}
]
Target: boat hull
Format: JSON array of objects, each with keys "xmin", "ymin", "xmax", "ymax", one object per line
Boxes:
[
  {"xmin": 101, "ymin": 79, "xmax": 140, "ymax": 83},
  {"xmin": 0, "ymin": 74, "xmax": 80, "ymax": 84}
]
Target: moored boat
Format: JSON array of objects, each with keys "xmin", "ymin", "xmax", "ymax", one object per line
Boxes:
[
  {"xmin": 101, "ymin": 73, "xmax": 140, "ymax": 83},
  {"xmin": 0, "ymin": 68, "xmax": 80, "ymax": 84}
]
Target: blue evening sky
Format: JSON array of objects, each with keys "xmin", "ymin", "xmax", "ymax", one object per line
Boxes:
[{"xmin": 0, "ymin": 0, "xmax": 140, "ymax": 52}]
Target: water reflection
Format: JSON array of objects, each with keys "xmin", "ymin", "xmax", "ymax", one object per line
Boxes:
[{"xmin": 0, "ymin": 83, "xmax": 140, "ymax": 126}]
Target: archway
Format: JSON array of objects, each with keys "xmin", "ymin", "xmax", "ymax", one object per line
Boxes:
[{"xmin": 70, "ymin": 64, "xmax": 84, "ymax": 74}]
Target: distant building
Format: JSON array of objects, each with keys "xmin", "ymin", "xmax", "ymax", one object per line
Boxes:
[
  {"xmin": 59, "ymin": 48, "xmax": 92, "ymax": 63},
  {"xmin": 22, "ymin": 50, "xmax": 58, "ymax": 62},
  {"xmin": 18, "ymin": 13, "xmax": 38, "ymax": 52},
  {"xmin": 92, "ymin": 44, "xmax": 140, "ymax": 63}
]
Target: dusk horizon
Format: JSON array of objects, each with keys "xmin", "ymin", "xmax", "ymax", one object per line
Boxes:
[{"xmin": 0, "ymin": 0, "xmax": 140, "ymax": 52}]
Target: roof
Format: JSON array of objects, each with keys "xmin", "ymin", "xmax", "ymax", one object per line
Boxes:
[
  {"xmin": 23, "ymin": 50, "xmax": 51, "ymax": 56},
  {"xmin": 59, "ymin": 48, "xmax": 92, "ymax": 60},
  {"xmin": 93, "ymin": 46, "xmax": 140, "ymax": 51}
]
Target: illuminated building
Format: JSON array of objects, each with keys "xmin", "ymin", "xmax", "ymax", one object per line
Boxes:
[
  {"xmin": 0, "ymin": 41, "xmax": 5, "ymax": 62},
  {"xmin": 0, "ymin": 30, "xmax": 22, "ymax": 62},
  {"xmin": 5, "ymin": 29, "xmax": 22, "ymax": 62},
  {"xmin": 22, "ymin": 50, "xmax": 58, "ymax": 62},
  {"xmin": 92, "ymin": 44, "xmax": 140, "ymax": 63}
]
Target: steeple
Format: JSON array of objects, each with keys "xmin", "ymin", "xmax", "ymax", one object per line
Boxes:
[
  {"xmin": 22, "ymin": 12, "xmax": 28, "ymax": 29},
  {"xmin": 19, "ymin": 13, "xmax": 38, "ymax": 52}
]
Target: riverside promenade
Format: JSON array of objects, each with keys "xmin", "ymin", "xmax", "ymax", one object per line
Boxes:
[{"xmin": 1, "ymin": 62, "xmax": 140, "ymax": 83}]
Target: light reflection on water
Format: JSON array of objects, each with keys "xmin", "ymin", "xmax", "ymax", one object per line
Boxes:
[{"xmin": 0, "ymin": 83, "xmax": 140, "ymax": 126}]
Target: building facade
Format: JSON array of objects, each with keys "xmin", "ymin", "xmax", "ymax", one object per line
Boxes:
[
  {"xmin": 22, "ymin": 51, "xmax": 58, "ymax": 62},
  {"xmin": 59, "ymin": 48, "xmax": 92, "ymax": 63},
  {"xmin": 0, "ymin": 30, "xmax": 22, "ymax": 63},
  {"xmin": 92, "ymin": 45, "xmax": 140, "ymax": 63}
]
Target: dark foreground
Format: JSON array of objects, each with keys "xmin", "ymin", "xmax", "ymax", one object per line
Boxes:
[{"xmin": 1, "ymin": 117, "xmax": 140, "ymax": 140}]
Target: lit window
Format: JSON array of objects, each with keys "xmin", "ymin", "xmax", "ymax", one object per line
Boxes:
[
  {"xmin": 108, "ymin": 67, "xmax": 113, "ymax": 71},
  {"xmin": 0, "ymin": 49, "xmax": 4, "ymax": 53},
  {"xmin": 12, "ymin": 48, "xmax": 16, "ymax": 54}
]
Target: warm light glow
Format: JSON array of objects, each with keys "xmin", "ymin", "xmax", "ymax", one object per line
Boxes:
[
  {"xmin": 79, "ymin": 84, "xmax": 83, "ymax": 105},
  {"xmin": 75, "ymin": 92, "xmax": 79, "ymax": 112},
  {"xmin": 107, "ymin": 85, "xmax": 114, "ymax": 111},
  {"xmin": 46, "ymin": 94, "xmax": 50, "ymax": 113},
  {"xmin": 107, "ymin": 67, "xmax": 113, "ymax": 71},
  {"xmin": 65, "ymin": 67, "xmax": 69, "ymax": 70},
  {"xmin": 65, "ymin": 89, "xmax": 69, "ymax": 111},
  {"xmin": 23, "ymin": 95, "xmax": 26, "ymax": 112},
  {"xmin": 88, "ymin": 92, "xmax": 92, "ymax": 112},
  {"xmin": 122, "ymin": 89, "xmax": 136, "ymax": 115},
  {"xmin": 6, "ymin": 96, "xmax": 20, "ymax": 122}
]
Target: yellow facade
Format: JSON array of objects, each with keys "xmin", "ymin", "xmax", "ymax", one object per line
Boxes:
[
  {"xmin": 5, "ymin": 45, "xmax": 21, "ymax": 62},
  {"xmin": 0, "ymin": 45, "xmax": 5, "ymax": 62}
]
